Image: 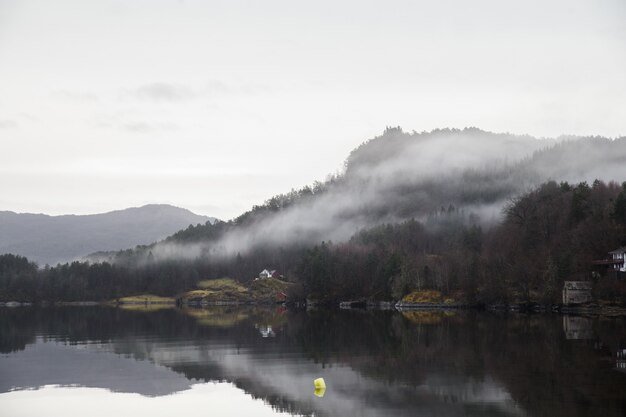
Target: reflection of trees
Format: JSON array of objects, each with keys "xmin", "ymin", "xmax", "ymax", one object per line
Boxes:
[
  {"xmin": 482, "ymin": 316, "xmax": 626, "ymax": 417},
  {"xmin": 0, "ymin": 308, "xmax": 37, "ymax": 353},
  {"xmin": 1, "ymin": 307, "xmax": 626, "ymax": 417},
  {"xmin": 283, "ymin": 310, "xmax": 626, "ymax": 417}
]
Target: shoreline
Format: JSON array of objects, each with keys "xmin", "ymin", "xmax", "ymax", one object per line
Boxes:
[{"xmin": 1, "ymin": 300, "xmax": 625, "ymax": 316}]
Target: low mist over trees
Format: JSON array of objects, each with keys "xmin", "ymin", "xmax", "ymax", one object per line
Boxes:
[
  {"xmin": 92, "ymin": 127, "xmax": 626, "ymax": 265},
  {"xmin": 1, "ymin": 180, "xmax": 625, "ymax": 304},
  {"xmin": 1, "ymin": 128, "xmax": 626, "ymax": 304}
]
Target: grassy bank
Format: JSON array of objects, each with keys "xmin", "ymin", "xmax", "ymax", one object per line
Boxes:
[{"xmin": 177, "ymin": 277, "xmax": 291, "ymax": 305}]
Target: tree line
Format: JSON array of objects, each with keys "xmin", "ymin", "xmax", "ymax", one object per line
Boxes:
[{"xmin": 1, "ymin": 180, "xmax": 625, "ymax": 304}]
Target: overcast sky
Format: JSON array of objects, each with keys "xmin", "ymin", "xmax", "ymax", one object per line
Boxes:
[{"xmin": 1, "ymin": 0, "xmax": 625, "ymax": 219}]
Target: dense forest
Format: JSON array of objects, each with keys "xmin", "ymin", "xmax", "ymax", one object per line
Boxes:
[{"xmin": 1, "ymin": 179, "xmax": 625, "ymax": 305}]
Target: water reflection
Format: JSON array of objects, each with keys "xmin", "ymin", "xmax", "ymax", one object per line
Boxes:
[
  {"xmin": 562, "ymin": 315, "xmax": 594, "ymax": 340},
  {"xmin": 0, "ymin": 307, "xmax": 625, "ymax": 417}
]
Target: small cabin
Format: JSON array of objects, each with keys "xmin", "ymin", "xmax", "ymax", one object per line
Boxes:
[
  {"xmin": 608, "ymin": 247, "xmax": 626, "ymax": 272},
  {"xmin": 562, "ymin": 281, "xmax": 593, "ymax": 305},
  {"xmin": 258, "ymin": 269, "xmax": 277, "ymax": 279}
]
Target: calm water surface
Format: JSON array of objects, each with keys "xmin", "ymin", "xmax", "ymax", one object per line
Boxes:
[{"xmin": 0, "ymin": 306, "xmax": 625, "ymax": 417}]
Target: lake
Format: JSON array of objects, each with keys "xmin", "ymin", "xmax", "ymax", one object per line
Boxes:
[{"xmin": 0, "ymin": 306, "xmax": 625, "ymax": 416}]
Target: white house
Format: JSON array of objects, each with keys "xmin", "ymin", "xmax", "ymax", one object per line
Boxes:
[
  {"xmin": 609, "ymin": 247, "xmax": 626, "ymax": 272},
  {"xmin": 258, "ymin": 269, "xmax": 277, "ymax": 279}
]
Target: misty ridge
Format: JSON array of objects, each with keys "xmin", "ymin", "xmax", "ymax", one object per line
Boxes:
[{"xmin": 91, "ymin": 127, "xmax": 626, "ymax": 265}]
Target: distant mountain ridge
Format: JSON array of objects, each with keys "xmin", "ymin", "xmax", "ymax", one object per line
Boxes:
[{"xmin": 0, "ymin": 204, "xmax": 216, "ymax": 265}]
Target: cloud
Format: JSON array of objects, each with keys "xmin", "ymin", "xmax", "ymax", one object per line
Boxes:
[
  {"xmin": 0, "ymin": 119, "xmax": 18, "ymax": 129},
  {"xmin": 131, "ymin": 82, "xmax": 198, "ymax": 102},
  {"xmin": 125, "ymin": 80, "xmax": 256, "ymax": 102},
  {"xmin": 121, "ymin": 121, "xmax": 180, "ymax": 133},
  {"xmin": 51, "ymin": 90, "xmax": 99, "ymax": 102},
  {"xmin": 91, "ymin": 112, "xmax": 181, "ymax": 133},
  {"xmin": 204, "ymin": 80, "xmax": 231, "ymax": 95}
]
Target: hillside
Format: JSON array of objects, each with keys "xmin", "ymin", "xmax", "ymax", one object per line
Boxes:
[
  {"xmin": 135, "ymin": 128, "xmax": 626, "ymax": 262},
  {"xmin": 0, "ymin": 204, "xmax": 216, "ymax": 265}
]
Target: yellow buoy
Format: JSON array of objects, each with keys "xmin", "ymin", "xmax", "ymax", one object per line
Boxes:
[{"xmin": 314, "ymin": 378, "xmax": 326, "ymax": 397}]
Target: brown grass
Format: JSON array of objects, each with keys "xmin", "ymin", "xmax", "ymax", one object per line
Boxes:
[{"xmin": 401, "ymin": 290, "xmax": 445, "ymax": 304}]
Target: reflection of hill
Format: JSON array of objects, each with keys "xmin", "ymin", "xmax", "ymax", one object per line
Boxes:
[
  {"xmin": 178, "ymin": 305, "xmax": 288, "ymax": 329},
  {"xmin": 180, "ymin": 306, "xmax": 250, "ymax": 327},
  {"xmin": 400, "ymin": 310, "xmax": 457, "ymax": 325},
  {"xmin": 0, "ymin": 340, "xmax": 192, "ymax": 396},
  {"xmin": 0, "ymin": 307, "xmax": 625, "ymax": 417}
]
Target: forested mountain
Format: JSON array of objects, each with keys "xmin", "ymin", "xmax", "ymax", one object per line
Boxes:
[
  {"xmin": 2, "ymin": 128, "xmax": 626, "ymax": 304},
  {"xmin": 105, "ymin": 127, "xmax": 626, "ymax": 264},
  {"xmin": 0, "ymin": 205, "xmax": 216, "ymax": 265}
]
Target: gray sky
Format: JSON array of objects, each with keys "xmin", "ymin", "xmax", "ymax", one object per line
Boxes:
[{"xmin": 1, "ymin": 0, "xmax": 625, "ymax": 220}]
